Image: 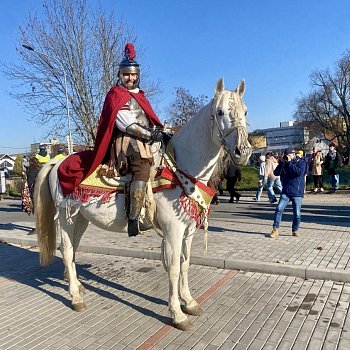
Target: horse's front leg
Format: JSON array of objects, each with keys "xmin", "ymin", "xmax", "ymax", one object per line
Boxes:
[
  {"xmin": 60, "ymin": 223, "xmax": 86, "ymax": 312},
  {"xmin": 179, "ymin": 231, "xmax": 204, "ymax": 316},
  {"xmin": 164, "ymin": 232, "xmax": 193, "ymax": 331}
]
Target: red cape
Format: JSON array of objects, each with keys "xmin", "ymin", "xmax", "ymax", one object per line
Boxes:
[{"xmin": 57, "ymin": 86, "xmax": 163, "ymax": 196}]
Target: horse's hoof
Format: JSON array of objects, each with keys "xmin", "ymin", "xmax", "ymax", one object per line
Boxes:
[
  {"xmin": 173, "ymin": 319, "xmax": 193, "ymax": 331},
  {"xmin": 72, "ymin": 302, "xmax": 86, "ymax": 312},
  {"xmin": 78, "ymin": 284, "xmax": 86, "ymax": 294},
  {"xmin": 182, "ymin": 305, "xmax": 204, "ymax": 316}
]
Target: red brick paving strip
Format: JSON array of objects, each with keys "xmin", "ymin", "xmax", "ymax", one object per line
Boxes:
[{"xmin": 137, "ymin": 269, "xmax": 239, "ymax": 350}]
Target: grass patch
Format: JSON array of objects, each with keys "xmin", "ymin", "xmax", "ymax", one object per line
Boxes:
[{"xmin": 221, "ymin": 165, "xmax": 350, "ymax": 191}]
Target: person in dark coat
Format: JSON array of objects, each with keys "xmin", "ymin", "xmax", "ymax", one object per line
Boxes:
[
  {"xmin": 266, "ymin": 148, "xmax": 307, "ymax": 239},
  {"xmin": 324, "ymin": 143, "xmax": 343, "ymax": 193},
  {"xmin": 24, "ymin": 157, "xmax": 42, "ymax": 235},
  {"xmin": 225, "ymin": 161, "xmax": 242, "ymax": 203}
]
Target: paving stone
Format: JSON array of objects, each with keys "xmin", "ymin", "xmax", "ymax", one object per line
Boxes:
[{"xmin": 1, "ymin": 194, "xmax": 350, "ymax": 349}]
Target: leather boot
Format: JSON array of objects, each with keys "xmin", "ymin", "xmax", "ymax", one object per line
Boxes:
[{"xmin": 128, "ymin": 180, "xmax": 147, "ymax": 237}]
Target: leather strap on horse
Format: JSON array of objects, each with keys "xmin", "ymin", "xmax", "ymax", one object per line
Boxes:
[{"xmin": 158, "ymin": 142, "xmax": 213, "ymax": 254}]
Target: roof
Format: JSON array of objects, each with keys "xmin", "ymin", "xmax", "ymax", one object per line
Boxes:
[{"xmin": 0, "ymin": 154, "xmax": 15, "ymax": 161}]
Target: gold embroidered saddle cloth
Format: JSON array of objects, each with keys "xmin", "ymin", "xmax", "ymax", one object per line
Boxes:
[{"xmin": 72, "ymin": 165, "xmax": 131, "ymax": 203}]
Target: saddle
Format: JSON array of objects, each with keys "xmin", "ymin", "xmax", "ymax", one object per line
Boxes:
[{"xmin": 71, "ymin": 164, "xmax": 157, "ymax": 230}]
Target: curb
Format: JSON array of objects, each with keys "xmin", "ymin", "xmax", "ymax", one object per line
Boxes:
[{"xmin": 1, "ymin": 235, "xmax": 350, "ymax": 283}]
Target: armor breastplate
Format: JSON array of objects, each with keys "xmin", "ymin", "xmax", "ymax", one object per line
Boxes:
[
  {"xmin": 129, "ymin": 98, "xmax": 149, "ymax": 127},
  {"xmin": 126, "ymin": 97, "xmax": 150, "ymax": 156}
]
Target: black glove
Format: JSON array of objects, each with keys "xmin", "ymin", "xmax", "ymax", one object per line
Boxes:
[
  {"xmin": 151, "ymin": 130, "xmax": 164, "ymax": 142},
  {"xmin": 161, "ymin": 131, "xmax": 173, "ymax": 144}
]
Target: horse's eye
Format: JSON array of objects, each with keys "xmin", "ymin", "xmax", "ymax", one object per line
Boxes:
[
  {"xmin": 217, "ymin": 110, "xmax": 224, "ymax": 116},
  {"xmin": 245, "ymin": 110, "xmax": 248, "ymax": 116}
]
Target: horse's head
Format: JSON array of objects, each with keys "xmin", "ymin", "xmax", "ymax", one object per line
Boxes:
[{"xmin": 211, "ymin": 78, "xmax": 252, "ymax": 165}]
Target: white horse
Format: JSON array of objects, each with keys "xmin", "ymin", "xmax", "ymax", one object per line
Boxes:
[{"xmin": 34, "ymin": 78, "xmax": 252, "ymax": 331}]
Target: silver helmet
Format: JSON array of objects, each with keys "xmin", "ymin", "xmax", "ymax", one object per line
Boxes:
[{"xmin": 118, "ymin": 43, "xmax": 140, "ymax": 89}]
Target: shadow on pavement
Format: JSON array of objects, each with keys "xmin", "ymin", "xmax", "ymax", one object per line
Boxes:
[
  {"xmin": 208, "ymin": 225, "xmax": 264, "ymax": 236},
  {"xmin": 0, "ymin": 204, "xmax": 23, "ymax": 213},
  {"xmin": 0, "ymin": 223, "xmax": 33, "ymax": 232},
  {"xmin": 212, "ymin": 200, "xmax": 350, "ymax": 227},
  {"xmin": 1, "ymin": 243, "xmax": 171, "ymax": 325}
]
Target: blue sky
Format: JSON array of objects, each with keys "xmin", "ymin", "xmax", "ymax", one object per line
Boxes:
[{"xmin": 1, "ymin": 0, "xmax": 350, "ymax": 154}]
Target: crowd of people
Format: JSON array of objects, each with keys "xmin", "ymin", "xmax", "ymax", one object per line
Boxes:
[{"xmin": 210, "ymin": 142, "xmax": 346, "ymax": 239}]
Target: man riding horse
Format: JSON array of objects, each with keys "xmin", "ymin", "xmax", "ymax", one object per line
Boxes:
[{"xmin": 57, "ymin": 43, "xmax": 163, "ymax": 236}]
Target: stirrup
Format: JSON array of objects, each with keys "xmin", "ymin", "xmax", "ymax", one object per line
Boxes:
[{"xmin": 139, "ymin": 221, "xmax": 153, "ymax": 232}]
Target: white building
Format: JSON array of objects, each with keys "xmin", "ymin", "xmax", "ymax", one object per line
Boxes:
[
  {"xmin": 0, "ymin": 154, "xmax": 15, "ymax": 178},
  {"xmin": 251, "ymin": 121, "xmax": 309, "ymax": 156}
]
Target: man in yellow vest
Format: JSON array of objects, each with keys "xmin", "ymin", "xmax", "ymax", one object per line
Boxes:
[
  {"xmin": 54, "ymin": 147, "xmax": 66, "ymax": 160},
  {"xmin": 35, "ymin": 144, "xmax": 50, "ymax": 163}
]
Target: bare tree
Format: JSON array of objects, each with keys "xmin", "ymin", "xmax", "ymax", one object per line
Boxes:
[
  {"xmin": 294, "ymin": 50, "xmax": 350, "ymax": 157},
  {"xmin": 167, "ymin": 87, "xmax": 208, "ymax": 126},
  {"xmin": 2, "ymin": 0, "xmax": 159, "ymax": 147}
]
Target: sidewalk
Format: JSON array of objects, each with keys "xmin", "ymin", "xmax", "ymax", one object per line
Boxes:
[{"xmin": 1, "ymin": 192, "xmax": 349, "ymax": 283}]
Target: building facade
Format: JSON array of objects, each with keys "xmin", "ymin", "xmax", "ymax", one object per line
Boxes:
[{"xmin": 250, "ymin": 121, "xmax": 310, "ymax": 163}]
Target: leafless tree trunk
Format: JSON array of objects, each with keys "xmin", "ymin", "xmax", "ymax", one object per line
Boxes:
[{"xmin": 2, "ymin": 0, "xmax": 159, "ymax": 147}]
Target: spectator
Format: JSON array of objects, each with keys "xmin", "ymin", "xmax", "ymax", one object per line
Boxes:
[
  {"xmin": 24, "ymin": 155, "xmax": 50, "ymax": 235},
  {"xmin": 254, "ymin": 155, "xmax": 266, "ymax": 201},
  {"xmin": 26, "ymin": 157, "xmax": 41, "ymax": 205},
  {"xmin": 54, "ymin": 147, "xmax": 66, "ymax": 160},
  {"xmin": 296, "ymin": 150, "xmax": 308, "ymax": 193},
  {"xmin": 225, "ymin": 161, "xmax": 242, "ymax": 203},
  {"xmin": 310, "ymin": 148, "xmax": 324, "ymax": 193},
  {"xmin": 22, "ymin": 157, "xmax": 42, "ymax": 235},
  {"xmin": 266, "ymin": 148, "xmax": 307, "ymax": 238},
  {"xmin": 208, "ymin": 178, "xmax": 220, "ymax": 205},
  {"xmin": 264, "ymin": 152, "xmax": 282, "ymax": 203},
  {"xmin": 35, "ymin": 144, "xmax": 51, "ymax": 163},
  {"xmin": 324, "ymin": 143, "xmax": 343, "ymax": 193},
  {"xmin": 22, "ymin": 156, "xmax": 29, "ymax": 175}
]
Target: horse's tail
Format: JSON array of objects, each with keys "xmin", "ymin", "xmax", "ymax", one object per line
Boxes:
[{"xmin": 34, "ymin": 159, "xmax": 59, "ymax": 267}]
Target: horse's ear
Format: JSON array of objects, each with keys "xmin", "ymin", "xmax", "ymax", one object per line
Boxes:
[
  {"xmin": 236, "ymin": 79, "xmax": 246, "ymax": 97},
  {"xmin": 215, "ymin": 78, "xmax": 225, "ymax": 94}
]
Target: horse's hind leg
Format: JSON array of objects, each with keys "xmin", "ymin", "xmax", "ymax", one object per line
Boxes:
[
  {"xmin": 59, "ymin": 211, "xmax": 88, "ymax": 312},
  {"xmin": 72, "ymin": 213, "xmax": 89, "ymax": 294},
  {"xmin": 179, "ymin": 229, "xmax": 204, "ymax": 316}
]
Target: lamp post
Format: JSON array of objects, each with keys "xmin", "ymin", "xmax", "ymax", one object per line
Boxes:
[{"xmin": 22, "ymin": 44, "xmax": 73, "ymax": 154}]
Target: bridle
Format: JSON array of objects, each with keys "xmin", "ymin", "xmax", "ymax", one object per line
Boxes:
[{"xmin": 210, "ymin": 92, "xmax": 246, "ymax": 160}]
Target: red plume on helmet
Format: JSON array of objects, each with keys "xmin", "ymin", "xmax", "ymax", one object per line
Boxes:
[
  {"xmin": 125, "ymin": 43, "xmax": 136, "ymax": 60},
  {"xmin": 118, "ymin": 43, "xmax": 140, "ymax": 87}
]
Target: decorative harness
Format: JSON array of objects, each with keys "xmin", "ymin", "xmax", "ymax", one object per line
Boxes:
[
  {"xmin": 210, "ymin": 91, "xmax": 247, "ymax": 163},
  {"xmin": 156, "ymin": 91, "xmax": 245, "ymax": 251}
]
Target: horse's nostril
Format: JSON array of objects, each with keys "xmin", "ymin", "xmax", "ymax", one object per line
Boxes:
[{"xmin": 235, "ymin": 147, "xmax": 241, "ymax": 156}]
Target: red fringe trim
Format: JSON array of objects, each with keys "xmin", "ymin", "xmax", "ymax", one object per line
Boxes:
[
  {"xmin": 179, "ymin": 191, "xmax": 210, "ymax": 228},
  {"xmin": 72, "ymin": 185, "xmax": 118, "ymax": 204}
]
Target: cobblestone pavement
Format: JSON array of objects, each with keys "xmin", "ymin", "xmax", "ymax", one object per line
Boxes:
[
  {"xmin": 0, "ymin": 192, "xmax": 349, "ymax": 282},
  {"xmin": 0, "ymin": 243, "xmax": 349, "ymax": 350}
]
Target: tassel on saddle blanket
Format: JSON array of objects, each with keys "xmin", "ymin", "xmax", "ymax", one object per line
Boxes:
[{"xmin": 71, "ymin": 164, "xmax": 128, "ymax": 204}]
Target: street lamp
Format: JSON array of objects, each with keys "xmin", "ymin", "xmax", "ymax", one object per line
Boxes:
[{"xmin": 22, "ymin": 44, "xmax": 73, "ymax": 154}]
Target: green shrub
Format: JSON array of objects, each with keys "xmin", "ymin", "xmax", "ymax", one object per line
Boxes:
[
  {"xmin": 5, "ymin": 183, "xmax": 21, "ymax": 197},
  {"xmin": 221, "ymin": 166, "xmax": 259, "ymax": 191},
  {"xmin": 221, "ymin": 165, "xmax": 350, "ymax": 191},
  {"xmin": 236, "ymin": 166, "xmax": 259, "ymax": 191}
]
